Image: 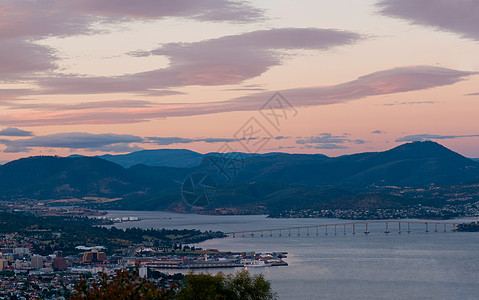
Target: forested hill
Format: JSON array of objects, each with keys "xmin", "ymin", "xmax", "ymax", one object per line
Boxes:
[{"xmin": 1, "ymin": 141, "xmax": 478, "ymax": 213}]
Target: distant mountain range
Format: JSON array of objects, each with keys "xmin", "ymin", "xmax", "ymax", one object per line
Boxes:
[
  {"xmin": 97, "ymin": 149, "xmax": 204, "ymax": 168},
  {"xmin": 245, "ymin": 142, "xmax": 476, "ymax": 187},
  {"xmin": 2, "ymin": 141, "xmax": 479, "ymax": 213},
  {"xmin": 67, "ymin": 146, "xmax": 479, "ymax": 173}
]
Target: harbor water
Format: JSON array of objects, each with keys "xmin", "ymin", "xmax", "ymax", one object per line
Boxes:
[{"xmin": 103, "ymin": 211, "xmax": 479, "ymax": 300}]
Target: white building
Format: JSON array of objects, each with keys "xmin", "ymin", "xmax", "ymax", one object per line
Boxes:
[
  {"xmin": 13, "ymin": 247, "xmax": 30, "ymax": 255},
  {"xmin": 14, "ymin": 259, "xmax": 30, "ymax": 269}
]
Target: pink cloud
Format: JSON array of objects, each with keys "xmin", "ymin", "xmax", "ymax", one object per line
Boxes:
[
  {"xmin": 6, "ymin": 100, "xmax": 154, "ymax": 111},
  {"xmin": 0, "ymin": 132, "xmax": 143, "ymax": 153},
  {"xmin": 65, "ymin": 0, "xmax": 264, "ymax": 23},
  {"xmin": 396, "ymin": 134, "xmax": 479, "ymax": 142},
  {"xmin": 0, "ymin": 0, "xmax": 264, "ymax": 82},
  {"xmin": 0, "ymin": 89, "xmax": 33, "ymax": 103},
  {"xmin": 0, "ymin": 0, "xmax": 262, "ymax": 41},
  {"xmin": 377, "ymin": 0, "xmax": 479, "ymax": 41},
  {"xmin": 0, "ymin": 131, "xmax": 258, "ymax": 153},
  {"xmin": 0, "ymin": 39, "xmax": 55, "ymax": 80},
  {"xmin": 0, "ymin": 1, "xmax": 92, "ymax": 40},
  {"xmin": 37, "ymin": 28, "xmax": 360, "ymax": 94},
  {"xmin": 0, "ymin": 66, "xmax": 475, "ymax": 126}
]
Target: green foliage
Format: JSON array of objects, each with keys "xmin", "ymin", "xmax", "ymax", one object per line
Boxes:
[
  {"xmin": 176, "ymin": 270, "xmax": 277, "ymax": 300},
  {"xmin": 2, "ymin": 142, "xmax": 479, "ymax": 215},
  {"xmin": 457, "ymin": 222, "xmax": 479, "ymax": 232},
  {"xmin": 101, "ymin": 149, "xmax": 203, "ymax": 168},
  {"xmin": 70, "ymin": 268, "xmax": 276, "ymax": 300},
  {"xmin": 0, "ymin": 212, "xmax": 224, "ymax": 255},
  {"xmin": 71, "ymin": 266, "xmax": 175, "ymax": 300},
  {"xmin": 0, "ymin": 156, "xmax": 136, "ymax": 199},
  {"xmin": 0, "ymin": 270, "xmax": 14, "ymax": 277},
  {"xmin": 176, "ymin": 272, "xmax": 226, "ymax": 300}
]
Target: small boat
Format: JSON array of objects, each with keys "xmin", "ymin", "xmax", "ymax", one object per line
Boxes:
[{"xmin": 241, "ymin": 259, "xmax": 270, "ymax": 267}]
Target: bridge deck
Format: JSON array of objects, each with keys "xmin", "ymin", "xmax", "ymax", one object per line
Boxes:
[{"xmin": 227, "ymin": 221, "xmax": 458, "ymax": 235}]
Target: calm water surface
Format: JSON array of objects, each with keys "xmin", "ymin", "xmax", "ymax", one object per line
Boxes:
[{"xmin": 104, "ymin": 211, "xmax": 479, "ymax": 300}]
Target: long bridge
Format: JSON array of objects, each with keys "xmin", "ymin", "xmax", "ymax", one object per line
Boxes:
[{"xmin": 226, "ymin": 221, "xmax": 459, "ymax": 238}]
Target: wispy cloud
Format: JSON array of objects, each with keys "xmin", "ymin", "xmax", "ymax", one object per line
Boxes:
[
  {"xmin": 354, "ymin": 139, "xmax": 367, "ymax": 144},
  {"xmin": 0, "ymin": 39, "xmax": 56, "ymax": 80},
  {"xmin": 296, "ymin": 133, "xmax": 367, "ymax": 150},
  {"xmin": 66, "ymin": 0, "xmax": 264, "ymax": 23},
  {"xmin": 0, "ymin": 132, "xmax": 257, "ymax": 153},
  {"xmin": 0, "ymin": 2, "xmax": 356, "ymax": 93},
  {"xmin": 377, "ymin": 0, "xmax": 479, "ymax": 41},
  {"xmin": 223, "ymin": 88, "xmax": 267, "ymax": 92},
  {"xmin": 297, "ymin": 133, "xmax": 349, "ymax": 145},
  {"xmin": 396, "ymin": 134, "xmax": 479, "ymax": 142},
  {"xmin": 371, "ymin": 130, "xmax": 386, "ymax": 134},
  {"xmin": 306, "ymin": 144, "xmax": 348, "ymax": 150},
  {"xmin": 1, "ymin": 66, "xmax": 475, "ymax": 126},
  {"xmin": 0, "ymin": 65, "xmax": 473, "ymax": 127},
  {"xmin": 381, "ymin": 100, "xmax": 435, "ymax": 106},
  {"xmin": 146, "ymin": 136, "xmax": 242, "ymax": 145},
  {"xmin": 0, "ymin": 0, "xmax": 263, "ymax": 41},
  {"xmin": 35, "ymin": 28, "xmax": 360, "ymax": 94},
  {"xmin": 0, "ymin": 0, "xmax": 264, "ymax": 82},
  {"xmin": 6, "ymin": 100, "xmax": 154, "ymax": 111},
  {"xmin": 0, "ymin": 89, "xmax": 34, "ymax": 103},
  {"xmin": 0, "ymin": 127, "xmax": 33, "ymax": 137},
  {"xmin": 0, "ymin": 132, "xmax": 143, "ymax": 153},
  {"xmin": 0, "ymin": 1, "xmax": 92, "ymax": 40}
]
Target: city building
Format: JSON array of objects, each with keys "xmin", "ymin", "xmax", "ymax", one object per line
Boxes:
[
  {"xmin": 0, "ymin": 258, "xmax": 7, "ymax": 271},
  {"xmin": 14, "ymin": 259, "xmax": 30, "ymax": 270},
  {"xmin": 82, "ymin": 250, "xmax": 107, "ymax": 263},
  {"xmin": 13, "ymin": 247, "xmax": 30, "ymax": 255},
  {"xmin": 31, "ymin": 255, "xmax": 43, "ymax": 269},
  {"xmin": 53, "ymin": 257, "xmax": 67, "ymax": 271}
]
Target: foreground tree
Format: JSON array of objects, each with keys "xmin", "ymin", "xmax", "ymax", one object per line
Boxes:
[
  {"xmin": 176, "ymin": 270, "xmax": 277, "ymax": 300},
  {"xmin": 71, "ymin": 267, "xmax": 175, "ymax": 300},
  {"xmin": 71, "ymin": 267, "xmax": 276, "ymax": 300}
]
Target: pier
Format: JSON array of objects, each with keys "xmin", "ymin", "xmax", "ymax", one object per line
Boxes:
[{"xmin": 226, "ymin": 221, "xmax": 459, "ymax": 238}]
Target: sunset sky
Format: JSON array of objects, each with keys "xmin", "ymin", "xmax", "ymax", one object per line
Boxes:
[{"xmin": 1, "ymin": 0, "xmax": 479, "ymax": 162}]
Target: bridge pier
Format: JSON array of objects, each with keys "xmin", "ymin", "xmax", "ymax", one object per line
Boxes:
[{"xmin": 228, "ymin": 221, "xmax": 460, "ymax": 239}]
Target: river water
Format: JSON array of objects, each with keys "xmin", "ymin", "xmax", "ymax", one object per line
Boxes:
[{"xmin": 103, "ymin": 211, "xmax": 479, "ymax": 300}]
